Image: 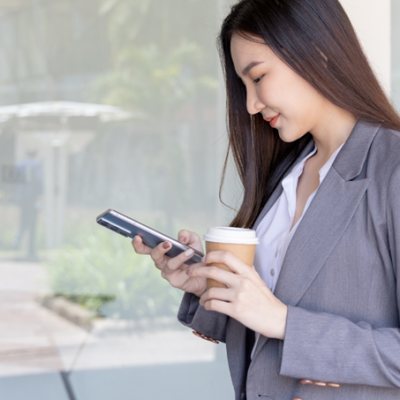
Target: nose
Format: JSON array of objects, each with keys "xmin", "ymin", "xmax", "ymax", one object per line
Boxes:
[{"xmin": 246, "ymin": 87, "xmax": 266, "ymax": 115}]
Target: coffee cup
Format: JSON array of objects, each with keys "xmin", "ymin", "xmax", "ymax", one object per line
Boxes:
[{"xmin": 203, "ymin": 227, "xmax": 259, "ymax": 290}]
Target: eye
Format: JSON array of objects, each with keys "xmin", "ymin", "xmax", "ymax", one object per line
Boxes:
[{"xmin": 253, "ymin": 75, "xmax": 264, "ymax": 84}]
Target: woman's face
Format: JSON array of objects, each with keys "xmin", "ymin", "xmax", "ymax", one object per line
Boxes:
[{"xmin": 230, "ymin": 32, "xmax": 329, "ymax": 142}]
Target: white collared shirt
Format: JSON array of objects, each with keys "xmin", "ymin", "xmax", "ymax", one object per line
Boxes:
[{"xmin": 251, "ymin": 142, "xmax": 344, "ymax": 359}]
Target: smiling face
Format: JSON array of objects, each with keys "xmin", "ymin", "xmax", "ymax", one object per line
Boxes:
[{"xmin": 230, "ymin": 32, "xmax": 330, "ymax": 143}]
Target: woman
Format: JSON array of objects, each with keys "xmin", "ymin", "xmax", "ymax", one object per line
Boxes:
[{"xmin": 132, "ymin": 0, "xmax": 400, "ymax": 399}]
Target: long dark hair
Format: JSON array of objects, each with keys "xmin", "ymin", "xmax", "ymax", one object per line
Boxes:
[{"xmin": 218, "ymin": 0, "xmax": 400, "ymax": 228}]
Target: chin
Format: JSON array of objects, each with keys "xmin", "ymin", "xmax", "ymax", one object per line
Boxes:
[
  {"xmin": 277, "ymin": 129, "xmax": 298, "ymax": 143},
  {"xmin": 278, "ymin": 127, "xmax": 308, "ymax": 143}
]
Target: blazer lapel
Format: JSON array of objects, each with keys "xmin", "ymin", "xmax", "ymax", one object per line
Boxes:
[
  {"xmin": 274, "ymin": 169, "xmax": 370, "ymax": 306},
  {"xmin": 252, "ymin": 119, "xmax": 381, "ymax": 359}
]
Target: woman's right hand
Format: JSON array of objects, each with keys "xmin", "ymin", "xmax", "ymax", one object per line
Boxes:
[{"xmin": 131, "ymin": 229, "xmax": 207, "ymax": 298}]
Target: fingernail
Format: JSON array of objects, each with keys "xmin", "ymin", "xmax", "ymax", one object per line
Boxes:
[
  {"xmin": 185, "ymin": 249, "xmax": 194, "ymax": 257},
  {"xmin": 133, "ymin": 236, "xmax": 139, "ymax": 243},
  {"xmin": 186, "ymin": 268, "xmax": 192, "ymax": 276},
  {"xmin": 163, "ymin": 242, "xmax": 170, "ymax": 249}
]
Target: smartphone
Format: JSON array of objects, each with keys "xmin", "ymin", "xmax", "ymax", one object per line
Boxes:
[{"xmin": 96, "ymin": 209, "xmax": 204, "ymax": 265}]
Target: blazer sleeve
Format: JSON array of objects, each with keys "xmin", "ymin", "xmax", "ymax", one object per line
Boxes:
[
  {"xmin": 279, "ymin": 161, "xmax": 400, "ymax": 388},
  {"xmin": 177, "ymin": 292, "xmax": 228, "ymax": 343}
]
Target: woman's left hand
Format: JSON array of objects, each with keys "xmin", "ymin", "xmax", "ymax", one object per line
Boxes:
[{"xmin": 188, "ymin": 251, "xmax": 288, "ymax": 340}]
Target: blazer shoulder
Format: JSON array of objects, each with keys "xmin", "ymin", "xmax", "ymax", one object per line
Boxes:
[
  {"xmin": 363, "ymin": 125, "xmax": 400, "ymax": 215},
  {"xmin": 374, "ymin": 124, "xmax": 400, "ymax": 147},
  {"xmin": 368, "ymin": 125, "xmax": 400, "ymax": 175},
  {"xmin": 378, "ymin": 124, "xmax": 400, "ymax": 140}
]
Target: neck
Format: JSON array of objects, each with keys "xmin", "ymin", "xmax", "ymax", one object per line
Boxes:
[{"xmin": 310, "ymin": 103, "xmax": 357, "ymax": 161}]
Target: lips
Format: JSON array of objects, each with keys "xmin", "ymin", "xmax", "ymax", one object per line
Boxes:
[{"xmin": 264, "ymin": 114, "xmax": 280, "ymax": 128}]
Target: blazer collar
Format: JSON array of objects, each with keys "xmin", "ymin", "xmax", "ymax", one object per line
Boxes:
[{"xmin": 333, "ymin": 118, "xmax": 381, "ymax": 181}]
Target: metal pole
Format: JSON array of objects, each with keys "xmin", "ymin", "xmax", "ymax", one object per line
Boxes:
[
  {"xmin": 59, "ymin": 372, "xmax": 78, "ymax": 400},
  {"xmin": 43, "ymin": 140, "xmax": 54, "ymax": 248}
]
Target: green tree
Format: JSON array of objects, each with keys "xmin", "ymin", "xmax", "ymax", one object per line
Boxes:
[
  {"xmin": 93, "ymin": 0, "xmax": 219, "ymax": 234},
  {"xmin": 93, "ymin": 42, "xmax": 217, "ymax": 118}
]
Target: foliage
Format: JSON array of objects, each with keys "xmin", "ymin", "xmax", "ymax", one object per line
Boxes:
[
  {"xmin": 94, "ymin": 0, "xmax": 218, "ymax": 118},
  {"xmin": 99, "ymin": 0, "xmax": 215, "ymax": 54},
  {"xmin": 45, "ymin": 226, "xmax": 183, "ymax": 320},
  {"xmin": 90, "ymin": 39, "xmax": 218, "ymax": 233},
  {"xmin": 92, "ymin": 41, "xmax": 218, "ymax": 118},
  {"xmin": 91, "ymin": 0, "xmax": 220, "ymax": 236},
  {"xmin": 99, "ymin": 0, "xmax": 153, "ymax": 49}
]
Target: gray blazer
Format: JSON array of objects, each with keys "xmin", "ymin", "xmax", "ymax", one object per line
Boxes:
[{"xmin": 177, "ymin": 119, "xmax": 400, "ymax": 400}]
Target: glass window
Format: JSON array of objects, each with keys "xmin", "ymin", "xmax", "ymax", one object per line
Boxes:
[{"xmin": 0, "ymin": 1, "xmax": 235, "ymax": 399}]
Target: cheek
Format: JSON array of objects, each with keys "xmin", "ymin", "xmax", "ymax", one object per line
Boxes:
[
  {"xmin": 281, "ymin": 82, "xmax": 318, "ymax": 130},
  {"xmin": 257, "ymin": 76, "xmax": 281, "ymax": 107},
  {"xmin": 277, "ymin": 98, "xmax": 313, "ymax": 142},
  {"xmin": 276, "ymin": 68, "xmax": 314, "ymax": 112},
  {"xmin": 260, "ymin": 75, "xmax": 301, "ymax": 117}
]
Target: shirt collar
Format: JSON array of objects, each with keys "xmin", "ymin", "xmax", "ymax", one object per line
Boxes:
[
  {"xmin": 318, "ymin": 142, "xmax": 344, "ymax": 181},
  {"xmin": 282, "ymin": 145, "xmax": 316, "ymax": 185},
  {"xmin": 282, "ymin": 142, "xmax": 345, "ymax": 186}
]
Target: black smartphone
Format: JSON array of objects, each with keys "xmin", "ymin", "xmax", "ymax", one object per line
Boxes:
[{"xmin": 96, "ymin": 209, "xmax": 204, "ymax": 265}]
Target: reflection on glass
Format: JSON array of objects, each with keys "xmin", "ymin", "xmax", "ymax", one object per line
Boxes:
[
  {"xmin": 0, "ymin": 1, "xmax": 234, "ymax": 399},
  {"xmin": 12, "ymin": 150, "xmax": 42, "ymax": 260}
]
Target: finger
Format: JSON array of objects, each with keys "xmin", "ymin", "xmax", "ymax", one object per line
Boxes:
[
  {"xmin": 199, "ymin": 287, "xmax": 232, "ymax": 307},
  {"xmin": 166, "ymin": 248, "xmax": 206, "ymax": 272},
  {"xmin": 166, "ymin": 268, "xmax": 195, "ymax": 289},
  {"xmin": 204, "ymin": 251, "xmax": 251, "ymax": 275},
  {"xmin": 191, "ymin": 265, "xmax": 237, "ymax": 287},
  {"xmin": 178, "ymin": 230, "xmax": 203, "ymax": 252},
  {"xmin": 178, "ymin": 229, "xmax": 199, "ymax": 244},
  {"xmin": 131, "ymin": 235, "xmax": 152, "ymax": 255},
  {"xmin": 177, "ymin": 230, "xmax": 189, "ymax": 244},
  {"xmin": 203, "ymin": 298, "xmax": 232, "ymax": 316},
  {"xmin": 150, "ymin": 240, "xmax": 173, "ymax": 264}
]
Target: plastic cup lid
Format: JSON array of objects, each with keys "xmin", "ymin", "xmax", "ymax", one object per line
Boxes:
[{"xmin": 203, "ymin": 227, "xmax": 259, "ymax": 245}]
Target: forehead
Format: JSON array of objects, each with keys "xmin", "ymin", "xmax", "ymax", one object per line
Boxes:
[{"xmin": 230, "ymin": 33, "xmax": 276, "ymax": 73}]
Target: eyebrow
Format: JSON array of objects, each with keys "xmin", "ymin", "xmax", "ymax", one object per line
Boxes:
[{"xmin": 242, "ymin": 61, "xmax": 264, "ymax": 76}]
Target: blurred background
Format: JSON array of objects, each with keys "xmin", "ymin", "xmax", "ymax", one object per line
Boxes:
[{"xmin": 0, "ymin": 0, "xmax": 397, "ymax": 399}]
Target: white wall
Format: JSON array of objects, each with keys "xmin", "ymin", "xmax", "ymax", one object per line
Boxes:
[{"xmin": 340, "ymin": 0, "xmax": 391, "ymax": 95}]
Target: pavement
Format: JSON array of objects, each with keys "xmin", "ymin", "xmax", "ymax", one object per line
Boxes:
[{"xmin": 0, "ymin": 260, "xmax": 234, "ymax": 400}]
